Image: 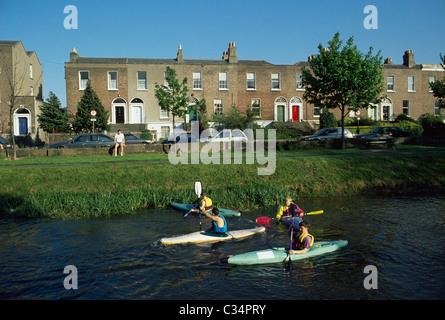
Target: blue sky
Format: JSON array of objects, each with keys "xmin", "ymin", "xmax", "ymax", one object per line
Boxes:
[{"xmin": 1, "ymin": 0, "xmax": 444, "ymax": 107}]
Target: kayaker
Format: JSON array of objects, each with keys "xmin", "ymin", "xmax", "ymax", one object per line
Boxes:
[
  {"xmin": 276, "ymin": 197, "xmax": 304, "ymax": 221},
  {"xmin": 202, "ymin": 208, "xmax": 228, "ymax": 234},
  {"xmin": 289, "ymin": 221, "xmax": 314, "ymax": 255},
  {"xmin": 191, "ymin": 192, "xmax": 213, "ymax": 213}
]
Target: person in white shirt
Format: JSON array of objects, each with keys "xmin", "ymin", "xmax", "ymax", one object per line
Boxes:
[{"xmin": 114, "ymin": 129, "xmax": 125, "ymax": 156}]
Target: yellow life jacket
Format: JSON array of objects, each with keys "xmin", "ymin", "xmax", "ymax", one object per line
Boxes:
[
  {"xmin": 201, "ymin": 197, "xmax": 212, "ymax": 210},
  {"xmin": 296, "ymin": 232, "xmax": 314, "ymax": 249}
]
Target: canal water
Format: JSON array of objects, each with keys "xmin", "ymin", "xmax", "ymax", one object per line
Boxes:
[{"xmin": 0, "ymin": 194, "xmax": 444, "ymax": 300}]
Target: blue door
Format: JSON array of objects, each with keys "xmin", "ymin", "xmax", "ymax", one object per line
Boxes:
[{"xmin": 19, "ymin": 117, "xmax": 28, "ymax": 135}]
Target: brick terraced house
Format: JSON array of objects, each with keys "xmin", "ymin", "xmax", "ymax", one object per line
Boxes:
[{"xmin": 65, "ymin": 43, "xmax": 444, "ymax": 139}]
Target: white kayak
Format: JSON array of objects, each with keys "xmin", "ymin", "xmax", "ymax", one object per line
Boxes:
[{"xmin": 160, "ymin": 226, "xmax": 265, "ymax": 245}]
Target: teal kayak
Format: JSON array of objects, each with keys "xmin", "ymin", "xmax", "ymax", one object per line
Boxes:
[
  {"xmin": 170, "ymin": 202, "xmax": 241, "ymax": 218},
  {"xmin": 225, "ymin": 240, "xmax": 348, "ymax": 265}
]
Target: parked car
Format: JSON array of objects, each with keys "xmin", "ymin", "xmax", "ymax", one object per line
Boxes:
[
  {"xmin": 47, "ymin": 134, "xmax": 115, "ymax": 149},
  {"xmin": 124, "ymin": 133, "xmax": 152, "ymax": 144},
  {"xmin": 355, "ymin": 126, "xmax": 411, "ymax": 140},
  {"xmin": 301, "ymin": 128, "xmax": 354, "ymax": 141},
  {"xmin": 200, "ymin": 129, "xmax": 248, "ymax": 143},
  {"xmin": 0, "ymin": 137, "xmax": 10, "ymax": 149},
  {"xmin": 163, "ymin": 132, "xmax": 200, "ymax": 144}
]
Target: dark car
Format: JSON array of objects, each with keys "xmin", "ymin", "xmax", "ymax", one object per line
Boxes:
[
  {"xmin": 124, "ymin": 133, "xmax": 152, "ymax": 145},
  {"xmin": 301, "ymin": 128, "xmax": 354, "ymax": 141},
  {"xmin": 48, "ymin": 134, "xmax": 115, "ymax": 149},
  {"xmin": 0, "ymin": 137, "xmax": 10, "ymax": 149},
  {"xmin": 163, "ymin": 132, "xmax": 199, "ymax": 144},
  {"xmin": 355, "ymin": 126, "xmax": 411, "ymax": 140}
]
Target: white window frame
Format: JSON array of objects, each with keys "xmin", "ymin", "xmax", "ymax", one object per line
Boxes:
[
  {"xmin": 296, "ymin": 73, "xmax": 304, "ymax": 90},
  {"xmin": 108, "ymin": 71, "xmax": 118, "ymax": 90},
  {"xmin": 271, "ymin": 73, "xmax": 280, "ymax": 91},
  {"xmin": 219, "ymin": 72, "xmax": 228, "ymax": 90},
  {"xmin": 214, "ymin": 99, "xmax": 223, "ymax": 114},
  {"xmin": 408, "ymin": 76, "xmax": 415, "ymax": 92},
  {"xmin": 193, "ymin": 72, "xmax": 202, "ymax": 90},
  {"xmin": 402, "ymin": 100, "xmax": 410, "ymax": 115},
  {"xmin": 387, "ymin": 76, "xmax": 395, "ymax": 91},
  {"xmin": 251, "ymin": 98, "xmax": 261, "ymax": 118},
  {"xmin": 246, "ymin": 72, "xmax": 256, "ymax": 90},
  {"xmin": 79, "ymin": 71, "xmax": 89, "ymax": 90},
  {"xmin": 429, "ymin": 76, "xmax": 436, "ymax": 92},
  {"xmin": 137, "ymin": 71, "xmax": 147, "ymax": 90}
]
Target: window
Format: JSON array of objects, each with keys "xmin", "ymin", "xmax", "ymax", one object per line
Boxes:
[
  {"xmin": 271, "ymin": 73, "xmax": 280, "ymax": 90},
  {"xmin": 79, "ymin": 71, "xmax": 89, "ymax": 90},
  {"xmin": 434, "ymin": 100, "xmax": 441, "ymax": 115},
  {"xmin": 219, "ymin": 72, "xmax": 228, "ymax": 90},
  {"xmin": 137, "ymin": 71, "xmax": 147, "ymax": 90},
  {"xmin": 214, "ymin": 99, "xmax": 223, "ymax": 114},
  {"xmin": 246, "ymin": 72, "xmax": 256, "ymax": 90},
  {"xmin": 313, "ymin": 106, "xmax": 321, "ymax": 117},
  {"xmin": 251, "ymin": 99, "xmax": 261, "ymax": 117},
  {"xmin": 193, "ymin": 72, "xmax": 202, "ymax": 89},
  {"xmin": 164, "ymin": 71, "xmax": 171, "ymax": 89},
  {"xmin": 29, "ymin": 64, "xmax": 33, "ymax": 79},
  {"xmin": 160, "ymin": 107, "xmax": 169, "ymax": 119},
  {"xmin": 387, "ymin": 76, "xmax": 395, "ymax": 91},
  {"xmin": 408, "ymin": 76, "xmax": 415, "ymax": 92},
  {"xmin": 296, "ymin": 74, "xmax": 304, "ymax": 90},
  {"xmin": 161, "ymin": 126, "xmax": 170, "ymax": 139},
  {"xmin": 402, "ymin": 100, "xmax": 410, "ymax": 115},
  {"xmin": 108, "ymin": 71, "xmax": 118, "ymax": 90},
  {"xmin": 429, "ymin": 76, "xmax": 436, "ymax": 92}
]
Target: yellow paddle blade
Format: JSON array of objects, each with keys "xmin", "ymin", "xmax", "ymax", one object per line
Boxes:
[{"xmin": 306, "ymin": 210, "xmax": 323, "ymax": 215}]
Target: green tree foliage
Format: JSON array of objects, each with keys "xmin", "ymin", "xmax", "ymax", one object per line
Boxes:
[
  {"xmin": 319, "ymin": 108, "xmax": 338, "ymax": 129},
  {"xmin": 213, "ymin": 105, "xmax": 256, "ymax": 131},
  {"xmin": 302, "ymin": 32, "xmax": 385, "ymax": 148},
  {"xmin": 37, "ymin": 91, "xmax": 70, "ymax": 133},
  {"xmin": 429, "ymin": 54, "xmax": 445, "ymax": 112},
  {"xmin": 154, "ymin": 66, "xmax": 193, "ymax": 131},
  {"xmin": 72, "ymin": 81, "xmax": 110, "ymax": 133}
]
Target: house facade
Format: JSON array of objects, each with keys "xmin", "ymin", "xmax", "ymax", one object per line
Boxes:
[
  {"xmin": 0, "ymin": 41, "xmax": 43, "ymax": 139},
  {"xmin": 65, "ymin": 43, "xmax": 444, "ymax": 139}
]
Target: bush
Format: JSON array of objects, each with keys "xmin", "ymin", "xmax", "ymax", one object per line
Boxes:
[
  {"xmin": 397, "ymin": 120, "xmax": 424, "ymax": 136},
  {"xmin": 320, "ymin": 109, "xmax": 337, "ymax": 128},
  {"xmin": 418, "ymin": 113, "xmax": 445, "ymax": 135}
]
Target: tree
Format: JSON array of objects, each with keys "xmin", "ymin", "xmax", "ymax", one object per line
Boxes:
[
  {"xmin": 429, "ymin": 53, "xmax": 445, "ymax": 114},
  {"xmin": 213, "ymin": 105, "xmax": 256, "ymax": 131},
  {"xmin": 37, "ymin": 91, "xmax": 70, "ymax": 133},
  {"xmin": 302, "ymin": 32, "xmax": 385, "ymax": 148},
  {"xmin": 154, "ymin": 66, "xmax": 193, "ymax": 132},
  {"xmin": 72, "ymin": 81, "xmax": 110, "ymax": 133}
]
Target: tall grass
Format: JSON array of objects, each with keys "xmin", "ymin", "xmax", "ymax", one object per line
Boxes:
[{"xmin": 1, "ymin": 149, "xmax": 445, "ymax": 219}]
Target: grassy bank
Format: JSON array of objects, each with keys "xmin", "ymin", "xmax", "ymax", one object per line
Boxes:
[{"xmin": 1, "ymin": 147, "xmax": 445, "ymax": 219}]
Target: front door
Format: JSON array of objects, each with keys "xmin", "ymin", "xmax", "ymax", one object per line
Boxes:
[
  {"xmin": 19, "ymin": 117, "xmax": 28, "ymax": 135},
  {"xmin": 115, "ymin": 106, "xmax": 125, "ymax": 124},
  {"xmin": 277, "ymin": 106, "xmax": 285, "ymax": 122},
  {"xmin": 292, "ymin": 105, "xmax": 300, "ymax": 122}
]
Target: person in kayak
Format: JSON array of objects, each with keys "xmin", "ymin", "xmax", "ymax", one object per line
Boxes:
[
  {"xmin": 276, "ymin": 197, "xmax": 304, "ymax": 222},
  {"xmin": 202, "ymin": 208, "xmax": 228, "ymax": 235},
  {"xmin": 191, "ymin": 192, "xmax": 213, "ymax": 213},
  {"xmin": 289, "ymin": 221, "xmax": 314, "ymax": 255}
]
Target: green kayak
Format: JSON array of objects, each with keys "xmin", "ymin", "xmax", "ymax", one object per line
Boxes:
[
  {"xmin": 225, "ymin": 240, "xmax": 348, "ymax": 265},
  {"xmin": 170, "ymin": 202, "xmax": 241, "ymax": 218}
]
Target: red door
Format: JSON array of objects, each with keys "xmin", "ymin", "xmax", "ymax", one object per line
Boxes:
[{"xmin": 292, "ymin": 105, "xmax": 299, "ymax": 122}]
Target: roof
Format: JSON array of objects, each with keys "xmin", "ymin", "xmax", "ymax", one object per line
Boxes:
[{"xmin": 67, "ymin": 56, "xmax": 273, "ymax": 66}]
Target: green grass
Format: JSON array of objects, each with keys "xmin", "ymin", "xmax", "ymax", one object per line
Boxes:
[{"xmin": 2, "ymin": 146, "xmax": 445, "ymax": 219}]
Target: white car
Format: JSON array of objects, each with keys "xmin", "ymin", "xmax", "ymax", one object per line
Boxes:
[
  {"xmin": 301, "ymin": 128, "xmax": 354, "ymax": 141},
  {"xmin": 200, "ymin": 129, "xmax": 248, "ymax": 143}
]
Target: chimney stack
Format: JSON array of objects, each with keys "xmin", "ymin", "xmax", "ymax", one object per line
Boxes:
[
  {"xmin": 70, "ymin": 47, "xmax": 79, "ymax": 61},
  {"xmin": 176, "ymin": 45, "xmax": 183, "ymax": 62},
  {"xmin": 403, "ymin": 50, "xmax": 415, "ymax": 68},
  {"xmin": 384, "ymin": 57, "xmax": 393, "ymax": 65},
  {"xmin": 228, "ymin": 42, "xmax": 238, "ymax": 63}
]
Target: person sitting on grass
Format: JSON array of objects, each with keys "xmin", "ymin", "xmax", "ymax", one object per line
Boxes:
[
  {"xmin": 289, "ymin": 221, "xmax": 314, "ymax": 255},
  {"xmin": 114, "ymin": 129, "xmax": 125, "ymax": 156},
  {"xmin": 202, "ymin": 208, "xmax": 227, "ymax": 235}
]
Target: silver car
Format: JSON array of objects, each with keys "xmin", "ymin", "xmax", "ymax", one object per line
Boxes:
[{"xmin": 301, "ymin": 128, "xmax": 354, "ymax": 141}]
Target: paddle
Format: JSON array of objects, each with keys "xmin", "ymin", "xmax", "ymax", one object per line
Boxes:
[
  {"xmin": 183, "ymin": 181, "xmax": 203, "ymax": 218},
  {"xmin": 256, "ymin": 210, "xmax": 323, "ymax": 225}
]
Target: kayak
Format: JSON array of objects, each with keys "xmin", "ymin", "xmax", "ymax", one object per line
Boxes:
[
  {"xmin": 170, "ymin": 202, "xmax": 241, "ymax": 218},
  {"xmin": 160, "ymin": 226, "xmax": 265, "ymax": 245},
  {"xmin": 225, "ymin": 240, "xmax": 348, "ymax": 265}
]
